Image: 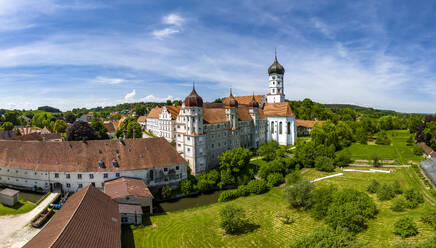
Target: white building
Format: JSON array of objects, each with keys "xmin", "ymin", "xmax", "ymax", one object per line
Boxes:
[
  {"xmin": 0, "ymin": 138, "xmax": 187, "ymax": 193},
  {"xmin": 146, "ymin": 56, "xmax": 297, "ymax": 174}
]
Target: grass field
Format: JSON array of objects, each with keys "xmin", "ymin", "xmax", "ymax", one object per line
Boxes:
[
  {"xmin": 342, "ymin": 130, "xmax": 422, "ymax": 164},
  {"xmin": 0, "ymin": 199, "xmax": 36, "ymax": 216},
  {"xmin": 130, "ymin": 167, "xmax": 435, "ymax": 248}
]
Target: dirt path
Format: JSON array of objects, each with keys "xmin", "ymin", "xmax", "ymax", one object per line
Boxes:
[{"xmin": 0, "ymin": 193, "xmax": 59, "ymax": 248}]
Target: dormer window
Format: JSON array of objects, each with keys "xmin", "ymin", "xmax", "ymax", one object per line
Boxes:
[{"xmin": 98, "ymin": 160, "xmax": 105, "ymax": 168}]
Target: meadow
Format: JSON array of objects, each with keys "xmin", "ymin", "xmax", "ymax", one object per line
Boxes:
[{"xmin": 130, "ymin": 166, "xmax": 435, "ymax": 248}]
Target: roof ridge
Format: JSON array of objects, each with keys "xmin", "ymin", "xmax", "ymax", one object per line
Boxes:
[{"xmin": 50, "ymin": 186, "xmax": 92, "ymax": 247}]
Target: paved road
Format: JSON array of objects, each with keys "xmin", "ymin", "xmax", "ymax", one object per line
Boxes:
[{"xmin": 0, "ymin": 193, "xmax": 59, "ymax": 248}]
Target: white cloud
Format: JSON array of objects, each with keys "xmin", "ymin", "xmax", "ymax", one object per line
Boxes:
[
  {"xmin": 140, "ymin": 95, "xmax": 174, "ymax": 102},
  {"xmin": 152, "ymin": 28, "xmax": 180, "ymax": 39},
  {"xmin": 124, "ymin": 89, "xmax": 136, "ymax": 102},
  {"xmin": 162, "ymin": 14, "xmax": 184, "ymax": 26},
  {"xmin": 93, "ymin": 76, "xmax": 126, "ymax": 85}
]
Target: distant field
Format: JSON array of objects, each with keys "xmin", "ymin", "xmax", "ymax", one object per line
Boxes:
[
  {"xmin": 342, "ymin": 130, "xmax": 422, "ymax": 164},
  {"xmin": 130, "ymin": 167, "xmax": 435, "ymax": 248}
]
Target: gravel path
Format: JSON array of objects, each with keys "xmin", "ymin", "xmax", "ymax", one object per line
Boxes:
[{"xmin": 0, "ymin": 193, "xmax": 59, "ymax": 248}]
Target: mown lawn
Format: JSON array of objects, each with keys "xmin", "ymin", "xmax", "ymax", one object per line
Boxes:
[
  {"xmin": 0, "ymin": 199, "xmax": 36, "ymax": 216},
  {"xmin": 131, "ymin": 167, "xmax": 435, "ymax": 248},
  {"xmin": 342, "ymin": 130, "xmax": 422, "ymax": 164}
]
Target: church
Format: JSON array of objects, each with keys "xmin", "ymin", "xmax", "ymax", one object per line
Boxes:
[{"xmin": 146, "ymin": 56, "xmax": 297, "ymax": 174}]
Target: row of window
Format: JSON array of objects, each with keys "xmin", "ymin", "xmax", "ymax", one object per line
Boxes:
[
  {"xmin": 54, "ymin": 172, "xmax": 120, "ymax": 179},
  {"xmin": 270, "ymin": 121, "xmax": 292, "ymax": 134}
]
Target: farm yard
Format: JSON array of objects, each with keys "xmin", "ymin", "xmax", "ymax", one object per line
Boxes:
[{"xmin": 129, "ymin": 166, "xmax": 435, "ymax": 248}]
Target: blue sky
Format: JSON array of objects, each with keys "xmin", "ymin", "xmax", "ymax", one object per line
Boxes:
[{"xmin": 0, "ymin": 0, "xmax": 435, "ymax": 113}]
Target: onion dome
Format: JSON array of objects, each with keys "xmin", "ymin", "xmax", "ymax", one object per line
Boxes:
[
  {"xmin": 268, "ymin": 55, "xmax": 285, "ymax": 75},
  {"xmin": 184, "ymin": 85, "xmax": 203, "ymax": 107},
  {"xmin": 223, "ymin": 89, "xmax": 238, "ymax": 108},
  {"xmin": 248, "ymin": 94, "xmax": 259, "ymax": 108}
]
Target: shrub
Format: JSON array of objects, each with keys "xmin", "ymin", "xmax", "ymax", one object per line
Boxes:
[
  {"xmin": 394, "ymin": 217, "xmax": 418, "ymax": 238},
  {"xmin": 370, "ymin": 153, "xmax": 382, "ymax": 167},
  {"xmin": 394, "ymin": 236, "xmax": 436, "ymax": 248},
  {"xmin": 282, "ymin": 180, "xmax": 314, "ymax": 210},
  {"xmin": 311, "ymin": 185, "xmax": 337, "ymax": 220},
  {"xmin": 285, "ymin": 170, "xmax": 301, "ymax": 185},
  {"xmin": 404, "ymin": 189, "xmax": 424, "ymax": 209},
  {"xmin": 289, "ymin": 227, "xmax": 364, "ymax": 248},
  {"xmin": 257, "ymin": 160, "xmax": 286, "ymax": 179},
  {"xmin": 376, "ymin": 131, "xmax": 391, "ymax": 145},
  {"xmin": 421, "ymin": 209, "xmax": 436, "ymax": 230},
  {"xmin": 218, "ymin": 189, "xmax": 240, "ymax": 202},
  {"xmin": 377, "ymin": 183, "xmax": 396, "ymax": 201},
  {"xmin": 391, "ymin": 197, "xmax": 407, "ymax": 212},
  {"xmin": 367, "ymin": 179, "xmax": 380, "ymax": 193},
  {"xmin": 247, "ymin": 179, "xmax": 268, "ymax": 194},
  {"xmin": 161, "ymin": 185, "xmax": 172, "ymax": 199},
  {"xmin": 413, "ymin": 145, "xmax": 424, "ymax": 156},
  {"xmin": 325, "ymin": 188, "xmax": 377, "ymax": 233},
  {"xmin": 335, "ymin": 150, "xmax": 353, "ymax": 167},
  {"xmin": 236, "ymin": 185, "xmax": 250, "ymax": 196},
  {"xmin": 180, "ymin": 179, "xmax": 195, "ymax": 195},
  {"xmin": 315, "ymin": 156, "xmax": 335, "ymax": 172},
  {"xmin": 392, "ymin": 180, "xmax": 403, "ymax": 194},
  {"xmin": 267, "ymin": 173, "xmax": 284, "ymax": 187},
  {"xmin": 219, "ymin": 204, "xmax": 246, "ymax": 234}
]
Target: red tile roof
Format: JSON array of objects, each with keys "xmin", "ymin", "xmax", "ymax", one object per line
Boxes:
[
  {"xmin": 105, "ymin": 177, "xmax": 153, "ymax": 199},
  {"xmin": 165, "ymin": 106, "xmax": 181, "ymax": 120},
  {"xmin": 417, "ymin": 142, "xmax": 436, "ymax": 157},
  {"xmin": 0, "ymin": 138, "xmax": 186, "ymax": 172},
  {"xmin": 24, "ymin": 185, "xmax": 120, "ymax": 248},
  {"xmin": 223, "ymin": 95, "xmax": 264, "ymax": 105},
  {"xmin": 103, "ymin": 122, "xmax": 116, "ymax": 133},
  {"xmin": 136, "ymin": 116, "xmax": 147, "ymax": 123},
  {"xmin": 263, "ymin": 102, "xmax": 295, "ymax": 117},
  {"xmin": 296, "ymin": 119, "xmax": 324, "ymax": 128},
  {"xmin": 147, "ymin": 106, "xmax": 162, "ymax": 119}
]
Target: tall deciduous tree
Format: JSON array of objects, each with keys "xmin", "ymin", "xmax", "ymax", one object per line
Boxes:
[
  {"xmin": 66, "ymin": 120, "xmax": 98, "ymax": 141},
  {"xmin": 53, "ymin": 119, "xmax": 68, "ymax": 133}
]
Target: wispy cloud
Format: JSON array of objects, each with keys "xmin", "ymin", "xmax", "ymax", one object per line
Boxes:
[
  {"xmin": 152, "ymin": 13, "xmax": 184, "ymax": 39},
  {"xmin": 124, "ymin": 89, "xmax": 136, "ymax": 102},
  {"xmin": 140, "ymin": 94, "xmax": 173, "ymax": 102},
  {"xmin": 93, "ymin": 76, "xmax": 126, "ymax": 85}
]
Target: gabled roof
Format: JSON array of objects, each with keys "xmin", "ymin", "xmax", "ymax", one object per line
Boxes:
[
  {"xmin": 417, "ymin": 142, "xmax": 436, "ymax": 158},
  {"xmin": 24, "ymin": 185, "xmax": 120, "ymax": 248},
  {"xmin": 296, "ymin": 119, "xmax": 324, "ymax": 128},
  {"xmin": 263, "ymin": 102, "xmax": 295, "ymax": 117},
  {"xmin": 105, "ymin": 177, "xmax": 153, "ymax": 199},
  {"xmin": 165, "ymin": 106, "xmax": 181, "ymax": 120},
  {"xmin": 103, "ymin": 122, "xmax": 116, "ymax": 133},
  {"xmin": 136, "ymin": 116, "xmax": 147, "ymax": 123},
  {"xmin": 0, "ymin": 137, "xmax": 186, "ymax": 172},
  {"xmin": 223, "ymin": 95, "xmax": 264, "ymax": 105},
  {"xmin": 146, "ymin": 106, "xmax": 162, "ymax": 119},
  {"xmin": 237, "ymin": 105, "xmax": 253, "ymax": 121}
]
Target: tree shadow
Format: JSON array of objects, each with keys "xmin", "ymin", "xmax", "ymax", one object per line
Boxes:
[
  {"xmin": 3, "ymin": 201, "xmax": 24, "ymax": 210},
  {"xmin": 121, "ymin": 225, "xmax": 136, "ymax": 248},
  {"xmin": 229, "ymin": 222, "xmax": 261, "ymax": 235},
  {"xmin": 142, "ymin": 214, "xmax": 152, "ymax": 226}
]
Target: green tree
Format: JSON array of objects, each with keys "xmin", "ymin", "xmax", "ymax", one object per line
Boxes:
[
  {"xmin": 282, "ymin": 180, "xmax": 314, "ymax": 209},
  {"xmin": 404, "ymin": 189, "xmax": 424, "ymax": 208},
  {"xmin": 3, "ymin": 110, "xmax": 20, "ymax": 125},
  {"xmin": 53, "ymin": 119, "xmax": 68, "ymax": 133},
  {"xmin": 161, "ymin": 185, "xmax": 172, "ymax": 199},
  {"xmin": 285, "ymin": 170, "xmax": 301, "ymax": 185},
  {"xmin": 311, "ymin": 185, "xmax": 337, "ymax": 220},
  {"xmin": 295, "ymin": 141, "xmax": 317, "ymax": 168},
  {"xmin": 1, "ymin": 121, "xmax": 13, "ymax": 131},
  {"xmin": 394, "ymin": 217, "xmax": 418, "ymax": 238},
  {"xmin": 377, "ymin": 183, "xmax": 396, "ymax": 201},
  {"xmin": 66, "ymin": 121, "xmax": 98, "ymax": 141},
  {"xmin": 356, "ymin": 127, "xmax": 368, "ymax": 144},
  {"xmin": 134, "ymin": 105, "xmax": 146, "ymax": 116},
  {"xmin": 335, "ymin": 150, "xmax": 353, "ymax": 167},
  {"xmin": 392, "ymin": 180, "xmax": 403, "ymax": 194},
  {"xmin": 315, "ymin": 156, "xmax": 335, "ymax": 172},
  {"xmin": 218, "ymin": 148, "xmax": 252, "ymax": 187},
  {"xmin": 90, "ymin": 119, "xmax": 109, "ymax": 139},
  {"xmin": 391, "ymin": 197, "xmax": 407, "ymax": 212},
  {"xmin": 180, "ymin": 178, "xmax": 195, "ymax": 195},
  {"xmin": 247, "ymin": 179, "xmax": 268, "ymax": 194},
  {"xmin": 289, "ymin": 227, "xmax": 365, "ymax": 248},
  {"xmin": 219, "ymin": 204, "xmax": 246, "ymax": 234},
  {"xmin": 257, "ymin": 141, "xmax": 282, "ymax": 161},
  {"xmin": 266, "ymin": 173, "xmax": 284, "ymax": 187}
]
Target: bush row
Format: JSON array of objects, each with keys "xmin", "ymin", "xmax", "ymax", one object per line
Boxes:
[{"xmin": 218, "ymin": 179, "xmax": 269, "ymax": 202}]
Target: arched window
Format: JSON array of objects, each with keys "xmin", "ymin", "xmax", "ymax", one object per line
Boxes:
[
  {"xmin": 279, "ymin": 122, "xmax": 282, "ymax": 134},
  {"xmin": 287, "ymin": 122, "xmax": 291, "ymax": 134},
  {"xmin": 271, "ymin": 122, "xmax": 274, "ymax": 134}
]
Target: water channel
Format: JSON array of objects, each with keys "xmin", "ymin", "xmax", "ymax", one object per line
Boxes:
[{"xmin": 157, "ymin": 190, "xmax": 223, "ymax": 213}]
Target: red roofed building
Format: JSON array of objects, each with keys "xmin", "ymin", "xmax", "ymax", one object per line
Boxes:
[
  {"xmin": 24, "ymin": 185, "xmax": 121, "ymax": 248},
  {"xmin": 296, "ymin": 119, "xmax": 324, "ymax": 135}
]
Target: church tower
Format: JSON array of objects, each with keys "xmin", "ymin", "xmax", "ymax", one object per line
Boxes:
[{"xmin": 266, "ymin": 53, "xmax": 285, "ymax": 103}]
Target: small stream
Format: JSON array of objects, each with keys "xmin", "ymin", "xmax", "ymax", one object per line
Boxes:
[{"xmin": 157, "ymin": 191, "xmax": 223, "ymax": 213}]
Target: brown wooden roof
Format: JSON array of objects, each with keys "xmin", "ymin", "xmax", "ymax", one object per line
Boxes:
[
  {"xmin": 105, "ymin": 177, "xmax": 153, "ymax": 199},
  {"xmin": 296, "ymin": 119, "xmax": 324, "ymax": 128},
  {"xmin": 0, "ymin": 138, "xmax": 186, "ymax": 172},
  {"xmin": 146, "ymin": 106, "xmax": 162, "ymax": 119},
  {"xmin": 223, "ymin": 95, "xmax": 264, "ymax": 105},
  {"xmin": 165, "ymin": 106, "xmax": 181, "ymax": 120},
  {"xmin": 263, "ymin": 102, "xmax": 295, "ymax": 117},
  {"xmin": 24, "ymin": 185, "xmax": 121, "ymax": 248}
]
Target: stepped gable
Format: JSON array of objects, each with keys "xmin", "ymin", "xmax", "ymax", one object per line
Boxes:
[
  {"xmin": 0, "ymin": 137, "xmax": 185, "ymax": 172},
  {"xmin": 24, "ymin": 185, "xmax": 120, "ymax": 248}
]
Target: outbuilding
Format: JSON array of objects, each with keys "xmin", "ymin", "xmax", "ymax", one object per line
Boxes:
[
  {"xmin": 119, "ymin": 204, "xmax": 143, "ymax": 225},
  {"xmin": 0, "ymin": 188, "xmax": 19, "ymax": 207}
]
